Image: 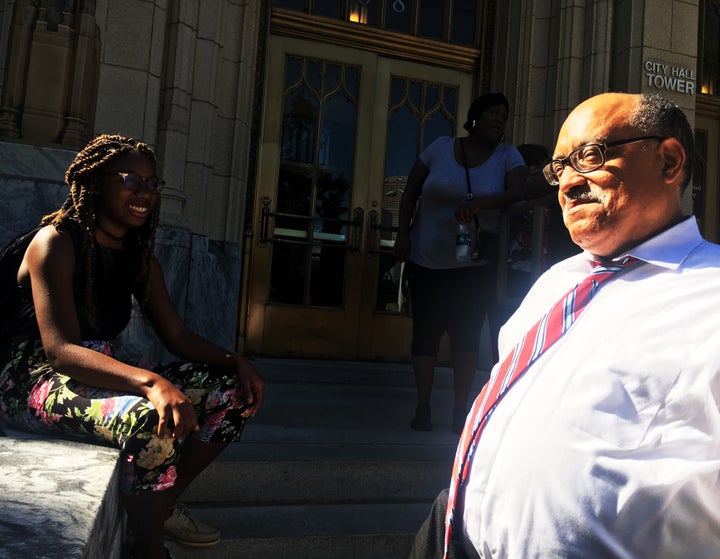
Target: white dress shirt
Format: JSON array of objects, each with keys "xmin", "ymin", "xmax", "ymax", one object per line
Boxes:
[{"xmin": 462, "ymin": 216, "xmax": 720, "ymax": 559}]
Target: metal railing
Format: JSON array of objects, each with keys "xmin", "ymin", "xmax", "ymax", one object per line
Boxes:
[
  {"xmin": 258, "ymin": 196, "xmax": 365, "ymax": 252},
  {"xmin": 257, "ymin": 191, "xmax": 564, "ymax": 312},
  {"xmin": 496, "ymin": 192, "xmax": 558, "ymax": 307}
]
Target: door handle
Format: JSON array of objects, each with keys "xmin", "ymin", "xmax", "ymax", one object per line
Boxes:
[
  {"xmin": 367, "ymin": 210, "xmax": 380, "ymax": 255},
  {"xmin": 366, "ymin": 210, "xmax": 398, "ymax": 255},
  {"xmin": 348, "ymin": 207, "xmax": 365, "ymax": 253},
  {"xmin": 258, "ymin": 196, "xmax": 272, "ymax": 244},
  {"xmin": 259, "ymin": 196, "xmax": 364, "ymax": 253}
]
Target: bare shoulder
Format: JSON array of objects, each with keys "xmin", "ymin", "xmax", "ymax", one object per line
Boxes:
[{"xmin": 24, "ymin": 224, "xmax": 76, "ymax": 270}]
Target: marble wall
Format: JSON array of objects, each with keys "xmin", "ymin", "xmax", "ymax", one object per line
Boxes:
[
  {"xmin": 114, "ymin": 226, "xmax": 242, "ymax": 362},
  {"xmin": 0, "ymin": 141, "xmax": 74, "ymax": 247}
]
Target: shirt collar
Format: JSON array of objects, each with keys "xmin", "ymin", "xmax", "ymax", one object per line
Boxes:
[{"xmin": 581, "ymin": 216, "xmax": 703, "ymax": 271}]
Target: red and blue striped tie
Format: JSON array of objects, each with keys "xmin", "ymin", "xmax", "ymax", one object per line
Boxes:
[{"xmin": 443, "ymin": 256, "xmax": 640, "ymax": 557}]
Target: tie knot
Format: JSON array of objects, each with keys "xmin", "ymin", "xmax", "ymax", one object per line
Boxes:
[{"xmin": 591, "ymin": 255, "xmax": 639, "ymax": 273}]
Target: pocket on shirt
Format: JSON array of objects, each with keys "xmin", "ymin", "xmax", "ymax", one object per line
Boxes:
[{"xmin": 559, "ymin": 344, "xmax": 682, "ymax": 450}]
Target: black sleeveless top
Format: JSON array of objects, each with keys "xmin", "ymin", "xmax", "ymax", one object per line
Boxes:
[{"xmin": 16, "ymin": 220, "xmax": 144, "ymax": 341}]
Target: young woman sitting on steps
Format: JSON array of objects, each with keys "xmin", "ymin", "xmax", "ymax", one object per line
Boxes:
[{"xmin": 0, "ymin": 134, "xmax": 265, "ymax": 559}]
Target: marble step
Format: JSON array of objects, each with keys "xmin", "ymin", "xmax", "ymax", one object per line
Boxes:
[
  {"xmin": 181, "ymin": 458, "xmax": 452, "ymax": 505},
  {"xmin": 165, "ymin": 502, "xmax": 428, "ymax": 559},
  {"xmin": 0, "ymin": 427, "xmax": 124, "ymax": 559},
  {"xmin": 163, "ymin": 358, "xmax": 488, "ymax": 559}
]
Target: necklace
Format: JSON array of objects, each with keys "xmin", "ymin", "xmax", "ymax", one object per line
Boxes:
[{"xmin": 95, "ymin": 221, "xmax": 126, "ymax": 242}]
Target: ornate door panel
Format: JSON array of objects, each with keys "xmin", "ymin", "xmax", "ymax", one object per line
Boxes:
[{"xmin": 243, "ymin": 36, "xmax": 472, "ymax": 360}]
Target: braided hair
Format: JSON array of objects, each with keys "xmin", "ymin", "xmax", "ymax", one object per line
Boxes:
[{"xmin": 40, "ymin": 134, "xmax": 161, "ymax": 323}]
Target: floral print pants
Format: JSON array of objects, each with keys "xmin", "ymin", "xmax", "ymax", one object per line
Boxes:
[{"xmin": 0, "ymin": 339, "xmax": 249, "ymax": 494}]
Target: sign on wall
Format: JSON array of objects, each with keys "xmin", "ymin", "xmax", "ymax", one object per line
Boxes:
[{"xmin": 644, "ymin": 60, "xmax": 696, "ymax": 95}]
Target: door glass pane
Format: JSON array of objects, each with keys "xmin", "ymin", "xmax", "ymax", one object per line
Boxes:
[
  {"xmin": 390, "ymin": 78, "xmax": 405, "ymax": 106},
  {"xmin": 345, "ymin": 66, "xmax": 360, "ymax": 97},
  {"xmin": 270, "ymin": 243, "xmax": 306, "ymax": 304},
  {"xmin": 423, "ymin": 110, "xmax": 453, "ymax": 150},
  {"xmin": 271, "ymin": 55, "xmax": 360, "ymax": 308},
  {"xmin": 313, "ymin": 0, "xmax": 342, "ymax": 18},
  {"xmin": 324, "ymin": 64, "xmax": 341, "ymax": 96},
  {"xmin": 348, "ymin": 0, "xmax": 376, "ymax": 25},
  {"xmin": 278, "ymin": 82, "xmax": 317, "ymax": 235},
  {"xmin": 385, "ymin": 106, "xmax": 419, "ymax": 178},
  {"xmin": 285, "ymin": 56, "xmax": 302, "ymax": 87},
  {"xmin": 316, "ymin": 93, "xmax": 355, "ymax": 241},
  {"xmin": 273, "ymin": 0, "xmax": 482, "ymax": 47},
  {"xmin": 408, "ymin": 80, "xmax": 422, "ymax": 110},
  {"xmin": 444, "ymin": 87, "xmax": 457, "ymax": 119},
  {"xmin": 418, "ymin": 1, "xmax": 444, "ymax": 41},
  {"xmin": 310, "ymin": 245, "xmax": 346, "ymax": 306},
  {"xmin": 425, "ymin": 84, "xmax": 440, "ymax": 112},
  {"xmin": 281, "ymin": 87, "xmax": 318, "ymax": 163},
  {"xmin": 451, "ymin": 0, "xmax": 476, "ymax": 45},
  {"xmin": 376, "ymin": 77, "xmax": 459, "ymax": 312},
  {"xmin": 276, "ymin": 166, "xmax": 312, "ymax": 231},
  {"xmin": 306, "ymin": 60, "xmax": 323, "ymax": 95},
  {"xmin": 386, "ymin": 0, "xmax": 411, "ymax": 34}
]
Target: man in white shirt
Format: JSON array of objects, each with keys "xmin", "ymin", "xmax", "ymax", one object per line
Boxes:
[{"xmin": 411, "ymin": 92, "xmax": 720, "ymax": 559}]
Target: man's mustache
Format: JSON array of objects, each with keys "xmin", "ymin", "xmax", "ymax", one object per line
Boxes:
[{"xmin": 563, "ymin": 187, "xmax": 603, "ymax": 204}]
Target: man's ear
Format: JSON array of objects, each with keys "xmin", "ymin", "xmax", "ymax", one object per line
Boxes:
[{"xmin": 658, "ymin": 137, "xmax": 686, "ymax": 186}]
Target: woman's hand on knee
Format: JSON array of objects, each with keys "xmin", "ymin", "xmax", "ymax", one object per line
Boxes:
[
  {"xmin": 227, "ymin": 354, "xmax": 265, "ymax": 417},
  {"xmin": 146, "ymin": 378, "xmax": 199, "ymax": 439}
]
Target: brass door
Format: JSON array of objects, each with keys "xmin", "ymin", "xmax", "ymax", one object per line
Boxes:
[
  {"xmin": 695, "ymin": 97, "xmax": 720, "ymax": 243},
  {"xmin": 241, "ymin": 36, "xmax": 473, "ymax": 360}
]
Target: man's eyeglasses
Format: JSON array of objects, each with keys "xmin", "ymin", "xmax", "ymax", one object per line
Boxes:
[
  {"xmin": 542, "ymin": 135, "xmax": 665, "ymax": 186},
  {"xmin": 102, "ymin": 171, "xmax": 165, "ymax": 193}
]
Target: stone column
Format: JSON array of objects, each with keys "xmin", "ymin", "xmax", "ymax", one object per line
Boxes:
[
  {"xmin": 154, "ymin": 0, "xmax": 200, "ymax": 229},
  {"xmin": 0, "ymin": 0, "xmax": 37, "ymax": 138},
  {"xmin": 21, "ymin": 4, "xmax": 75, "ymax": 142},
  {"xmin": 59, "ymin": 0, "xmax": 100, "ymax": 146}
]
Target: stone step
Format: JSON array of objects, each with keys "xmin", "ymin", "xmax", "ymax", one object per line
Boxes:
[
  {"xmin": 165, "ymin": 502, "xmax": 427, "ymax": 559},
  {"xmin": 164, "ymin": 358, "xmax": 489, "ymax": 559},
  {"xmin": 182, "ymin": 459, "xmax": 452, "ymax": 505}
]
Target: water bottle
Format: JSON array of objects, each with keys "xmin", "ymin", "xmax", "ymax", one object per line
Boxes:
[{"xmin": 456, "ymin": 222, "xmax": 473, "ymax": 262}]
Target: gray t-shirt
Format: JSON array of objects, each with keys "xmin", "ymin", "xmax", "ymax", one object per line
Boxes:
[{"xmin": 409, "ymin": 136, "xmax": 525, "ymax": 269}]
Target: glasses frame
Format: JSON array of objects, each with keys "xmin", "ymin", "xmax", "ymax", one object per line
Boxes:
[
  {"xmin": 543, "ymin": 135, "xmax": 665, "ymax": 186},
  {"xmin": 101, "ymin": 171, "xmax": 166, "ymax": 194}
]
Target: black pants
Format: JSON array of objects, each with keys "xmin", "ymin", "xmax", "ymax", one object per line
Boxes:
[
  {"xmin": 407, "ymin": 262, "xmax": 499, "ymax": 357},
  {"xmin": 409, "ymin": 488, "xmax": 471, "ymax": 559}
]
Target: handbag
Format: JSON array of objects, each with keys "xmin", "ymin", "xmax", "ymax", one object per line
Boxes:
[{"xmin": 459, "ymin": 138, "xmax": 499, "ymax": 265}]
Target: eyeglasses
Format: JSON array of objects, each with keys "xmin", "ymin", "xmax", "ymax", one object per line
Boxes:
[
  {"xmin": 542, "ymin": 135, "xmax": 665, "ymax": 186},
  {"xmin": 102, "ymin": 171, "xmax": 165, "ymax": 193}
]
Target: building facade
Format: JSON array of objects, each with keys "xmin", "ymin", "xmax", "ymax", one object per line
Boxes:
[{"xmin": 0, "ymin": 0, "xmax": 718, "ymax": 363}]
